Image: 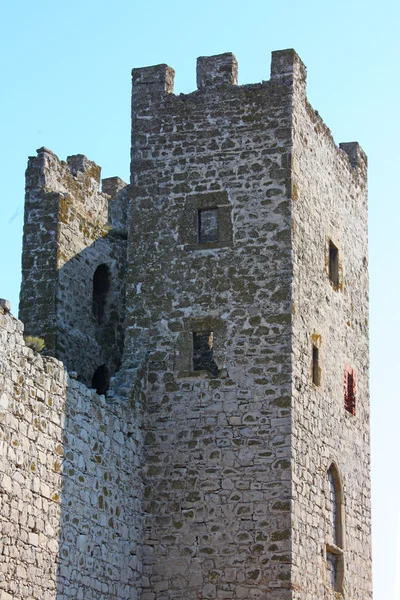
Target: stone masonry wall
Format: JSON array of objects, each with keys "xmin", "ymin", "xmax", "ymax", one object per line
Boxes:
[
  {"xmin": 20, "ymin": 148, "xmax": 128, "ymax": 387},
  {"xmin": 57, "ymin": 233, "xmax": 126, "ymax": 387},
  {"xmin": 290, "ymin": 69, "xmax": 372, "ymax": 597},
  {"xmin": 127, "ymin": 52, "xmax": 298, "ymax": 600},
  {"xmin": 0, "ymin": 303, "xmax": 143, "ymax": 600}
]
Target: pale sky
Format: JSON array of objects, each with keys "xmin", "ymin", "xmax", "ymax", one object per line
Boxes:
[
  {"xmin": 0, "ymin": 1, "xmax": 399, "ymax": 597},
  {"xmin": 395, "ymin": 514, "xmax": 400, "ymax": 599}
]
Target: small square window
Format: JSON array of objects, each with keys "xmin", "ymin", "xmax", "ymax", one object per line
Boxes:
[
  {"xmin": 198, "ymin": 209, "xmax": 218, "ymax": 244},
  {"xmin": 193, "ymin": 331, "xmax": 218, "ymax": 376},
  {"xmin": 329, "ymin": 241, "xmax": 339, "ymax": 288},
  {"xmin": 179, "ymin": 192, "xmax": 232, "ymax": 250}
]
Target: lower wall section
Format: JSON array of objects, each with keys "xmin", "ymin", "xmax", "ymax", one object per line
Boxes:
[{"xmin": 0, "ymin": 306, "xmax": 142, "ymax": 600}]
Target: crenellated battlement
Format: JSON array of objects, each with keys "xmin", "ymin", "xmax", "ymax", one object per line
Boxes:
[
  {"xmin": 132, "ymin": 49, "xmax": 307, "ymax": 95},
  {"xmin": 27, "ymin": 147, "xmax": 127, "ymax": 222},
  {"xmin": 270, "ymin": 48, "xmax": 307, "ymax": 86},
  {"xmin": 131, "ymin": 50, "xmax": 366, "ymax": 178},
  {"xmin": 196, "ymin": 52, "xmax": 238, "ymax": 88},
  {"xmin": 339, "ymin": 141, "xmax": 368, "ymax": 169},
  {"xmin": 131, "ymin": 49, "xmax": 306, "ymax": 101},
  {"xmin": 31, "ymin": 147, "xmax": 103, "ymax": 185},
  {"xmin": 66, "ymin": 153, "xmax": 101, "ymax": 181}
]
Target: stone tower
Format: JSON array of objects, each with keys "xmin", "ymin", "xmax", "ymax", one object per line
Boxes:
[
  {"xmin": 127, "ymin": 50, "xmax": 371, "ymax": 599},
  {"xmin": 19, "ymin": 148, "xmax": 129, "ymax": 388},
  {"xmin": 0, "ymin": 48, "xmax": 371, "ymax": 600}
]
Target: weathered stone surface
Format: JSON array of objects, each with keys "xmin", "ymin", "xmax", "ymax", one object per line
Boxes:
[
  {"xmin": 0, "ymin": 305, "xmax": 143, "ymax": 599},
  {"xmin": 129, "ymin": 50, "xmax": 295, "ymax": 600},
  {"xmin": 0, "ymin": 47, "xmax": 372, "ymax": 600},
  {"xmin": 291, "ymin": 90, "xmax": 371, "ymax": 599},
  {"xmin": 0, "ymin": 298, "xmax": 11, "ymax": 313},
  {"xmin": 19, "ymin": 147, "xmax": 128, "ymax": 387}
]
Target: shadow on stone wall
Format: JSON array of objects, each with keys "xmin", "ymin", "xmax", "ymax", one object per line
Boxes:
[
  {"xmin": 55, "ymin": 374, "xmax": 143, "ymax": 600},
  {"xmin": 51, "ymin": 235, "xmax": 145, "ymax": 599},
  {"xmin": 52, "ymin": 232, "xmax": 127, "ymax": 390}
]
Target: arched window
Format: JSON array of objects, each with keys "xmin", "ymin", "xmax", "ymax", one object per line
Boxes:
[
  {"xmin": 92, "ymin": 264, "xmax": 111, "ymax": 324},
  {"xmin": 326, "ymin": 464, "xmax": 344, "ymax": 594},
  {"xmin": 92, "ymin": 365, "xmax": 110, "ymax": 396}
]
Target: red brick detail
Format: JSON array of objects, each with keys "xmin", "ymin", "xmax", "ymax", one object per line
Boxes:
[{"xmin": 344, "ymin": 365, "xmax": 356, "ymax": 415}]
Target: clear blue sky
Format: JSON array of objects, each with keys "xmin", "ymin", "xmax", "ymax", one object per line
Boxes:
[{"xmin": 0, "ymin": 1, "xmax": 398, "ymax": 597}]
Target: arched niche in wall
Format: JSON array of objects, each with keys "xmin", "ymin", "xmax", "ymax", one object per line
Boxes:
[
  {"xmin": 325, "ymin": 462, "xmax": 345, "ymax": 595},
  {"xmin": 92, "ymin": 264, "xmax": 111, "ymax": 325},
  {"xmin": 92, "ymin": 364, "xmax": 110, "ymax": 396}
]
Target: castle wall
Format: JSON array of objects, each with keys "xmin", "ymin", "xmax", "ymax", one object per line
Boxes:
[
  {"xmin": 290, "ymin": 78, "xmax": 372, "ymax": 597},
  {"xmin": 0, "ymin": 304, "xmax": 143, "ymax": 600},
  {"xmin": 20, "ymin": 148, "xmax": 128, "ymax": 387},
  {"xmin": 128, "ymin": 53, "xmax": 297, "ymax": 600}
]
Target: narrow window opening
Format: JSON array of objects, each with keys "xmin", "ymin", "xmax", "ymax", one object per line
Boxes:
[
  {"xmin": 327, "ymin": 468, "xmax": 339, "ymax": 546},
  {"xmin": 92, "ymin": 264, "xmax": 111, "ymax": 324},
  {"xmin": 193, "ymin": 331, "xmax": 219, "ymax": 376},
  {"xmin": 344, "ymin": 367, "xmax": 356, "ymax": 415},
  {"xmin": 92, "ymin": 365, "xmax": 110, "ymax": 396},
  {"xmin": 326, "ymin": 464, "xmax": 344, "ymax": 594},
  {"xmin": 198, "ymin": 209, "xmax": 218, "ymax": 244},
  {"xmin": 312, "ymin": 345, "xmax": 320, "ymax": 386},
  {"xmin": 326, "ymin": 551, "xmax": 339, "ymax": 590},
  {"xmin": 329, "ymin": 241, "xmax": 339, "ymax": 288}
]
